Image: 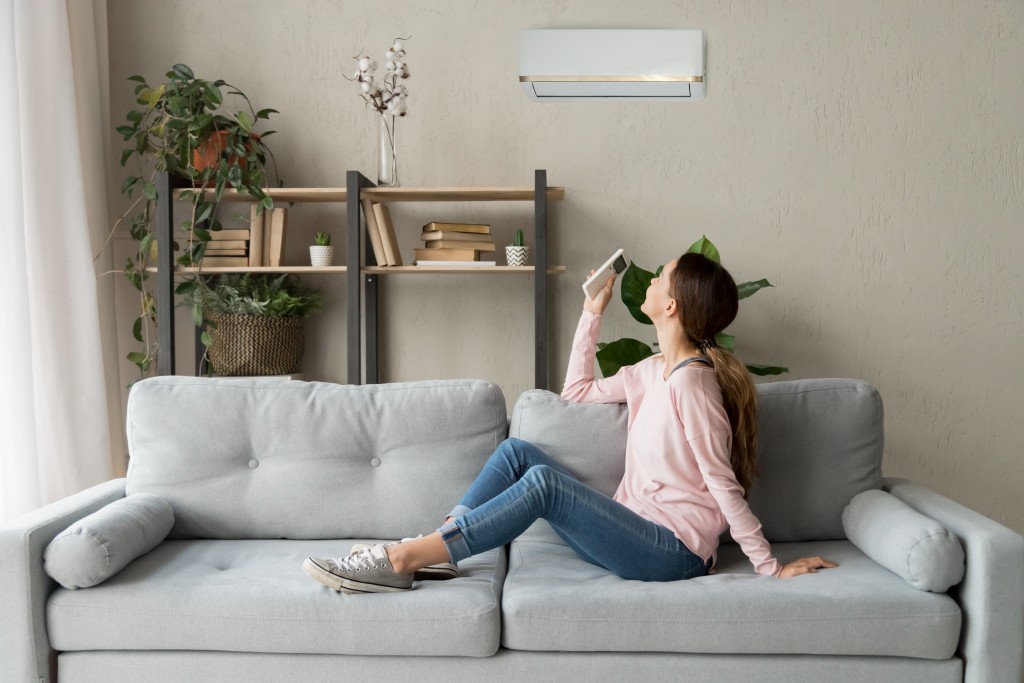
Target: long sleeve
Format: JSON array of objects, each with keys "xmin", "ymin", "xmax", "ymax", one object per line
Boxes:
[
  {"xmin": 561, "ymin": 310, "xmax": 627, "ymax": 404},
  {"xmin": 688, "ymin": 429, "xmax": 782, "ymax": 577}
]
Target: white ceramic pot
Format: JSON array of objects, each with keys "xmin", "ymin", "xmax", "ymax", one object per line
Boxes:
[
  {"xmin": 505, "ymin": 245, "xmax": 529, "ymax": 267},
  {"xmin": 309, "ymin": 245, "xmax": 334, "ymax": 267}
]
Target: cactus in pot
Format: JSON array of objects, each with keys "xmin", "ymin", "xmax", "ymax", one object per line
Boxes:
[{"xmin": 506, "ymin": 229, "xmax": 528, "ymax": 266}]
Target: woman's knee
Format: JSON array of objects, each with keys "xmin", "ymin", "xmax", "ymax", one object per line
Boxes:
[{"xmin": 522, "ymin": 464, "xmax": 558, "ymax": 490}]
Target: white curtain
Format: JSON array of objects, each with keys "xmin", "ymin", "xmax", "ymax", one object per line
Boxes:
[{"xmin": 0, "ymin": 0, "xmax": 117, "ymax": 523}]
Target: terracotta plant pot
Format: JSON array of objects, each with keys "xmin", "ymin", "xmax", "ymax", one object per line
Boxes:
[{"xmin": 193, "ymin": 130, "xmax": 260, "ymax": 173}]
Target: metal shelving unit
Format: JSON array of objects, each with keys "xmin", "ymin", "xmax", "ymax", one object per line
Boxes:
[{"xmin": 153, "ymin": 170, "xmax": 565, "ymax": 388}]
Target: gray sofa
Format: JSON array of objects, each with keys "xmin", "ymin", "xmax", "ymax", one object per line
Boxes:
[{"xmin": 2, "ymin": 376, "xmax": 1022, "ymax": 682}]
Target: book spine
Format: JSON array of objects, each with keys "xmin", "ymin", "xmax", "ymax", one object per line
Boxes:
[
  {"xmin": 361, "ymin": 198, "xmax": 388, "ymax": 266},
  {"xmin": 373, "ymin": 203, "xmax": 402, "ymax": 266},
  {"xmin": 268, "ymin": 208, "xmax": 287, "ymax": 267},
  {"xmin": 414, "ymin": 248, "xmax": 479, "ymax": 261},
  {"xmin": 249, "ymin": 205, "xmax": 264, "ymax": 267},
  {"xmin": 201, "ymin": 257, "xmax": 249, "ymax": 267},
  {"xmin": 424, "ymin": 240, "xmax": 495, "ymax": 251},
  {"xmin": 262, "ymin": 208, "xmax": 273, "ymax": 266},
  {"xmin": 202, "ymin": 229, "xmax": 251, "ymax": 241},
  {"xmin": 422, "ymin": 222, "xmax": 491, "ymax": 234}
]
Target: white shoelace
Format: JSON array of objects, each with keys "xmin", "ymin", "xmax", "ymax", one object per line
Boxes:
[{"xmin": 331, "ymin": 547, "xmax": 385, "ymax": 572}]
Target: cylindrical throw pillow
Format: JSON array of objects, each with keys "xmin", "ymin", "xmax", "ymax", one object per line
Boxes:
[
  {"xmin": 842, "ymin": 489, "xmax": 965, "ymax": 592},
  {"xmin": 43, "ymin": 493, "xmax": 174, "ymax": 589}
]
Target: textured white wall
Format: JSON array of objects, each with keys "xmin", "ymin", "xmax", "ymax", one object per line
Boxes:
[{"xmin": 106, "ymin": 0, "xmax": 1024, "ymax": 533}]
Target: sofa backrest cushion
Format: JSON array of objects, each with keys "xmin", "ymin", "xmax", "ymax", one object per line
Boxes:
[
  {"xmin": 125, "ymin": 377, "xmax": 507, "ymax": 540},
  {"xmin": 509, "ymin": 378, "xmax": 883, "ymax": 543}
]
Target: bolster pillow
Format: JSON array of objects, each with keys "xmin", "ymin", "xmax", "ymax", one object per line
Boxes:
[
  {"xmin": 43, "ymin": 493, "xmax": 174, "ymax": 589},
  {"xmin": 842, "ymin": 489, "xmax": 965, "ymax": 592}
]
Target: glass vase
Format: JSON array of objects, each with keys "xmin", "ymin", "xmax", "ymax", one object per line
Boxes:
[{"xmin": 377, "ymin": 115, "xmax": 399, "ymax": 187}]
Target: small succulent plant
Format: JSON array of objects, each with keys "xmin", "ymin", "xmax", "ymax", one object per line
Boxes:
[
  {"xmin": 314, "ymin": 232, "xmax": 331, "ymax": 247},
  {"xmin": 512, "ymin": 229, "xmax": 525, "ymax": 247}
]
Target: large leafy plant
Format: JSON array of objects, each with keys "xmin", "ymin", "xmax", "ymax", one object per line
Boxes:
[
  {"xmin": 595, "ymin": 236, "xmax": 789, "ymax": 378},
  {"xmin": 112, "ymin": 63, "xmax": 279, "ymax": 377}
]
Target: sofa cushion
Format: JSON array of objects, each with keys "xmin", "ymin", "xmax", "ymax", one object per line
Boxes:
[
  {"xmin": 46, "ymin": 539, "xmax": 505, "ymax": 657},
  {"xmin": 501, "ymin": 539, "xmax": 960, "ymax": 659},
  {"xmin": 509, "ymin": 379, "xmax": 882, "ymax": 543},
  {"xmin": 751, "ymin": 380, "xmax": 882, "ymax": 540},
  {"xmin": 843, "ymin": 489, "xmax": 965, "ymax": 592},
  {"xmin": 125, "ymin": 378, "xmax": 507, "ymax": 539},
  {"xmin": 43, "ymin": 493, "xmax": 173, "ymax": 589}
]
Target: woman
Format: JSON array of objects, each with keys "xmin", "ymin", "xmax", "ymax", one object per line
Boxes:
[{"xmin": 304, "ymin": 253, "xmax": 836, "ymax": 593}]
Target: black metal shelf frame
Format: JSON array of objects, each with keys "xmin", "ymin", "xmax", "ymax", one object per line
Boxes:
[{"xmin": 153, "ymin": 170, "xmax": 556, "ymax": 389}]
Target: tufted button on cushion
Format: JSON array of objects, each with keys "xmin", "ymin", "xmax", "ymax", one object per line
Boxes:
[
  {"xmin": 370, "ymin": 457, "xmax": 382, "ymax": 468},
  {"xmin": 248, "ymin": 459, "xmax": 259, "ymax": 469}
]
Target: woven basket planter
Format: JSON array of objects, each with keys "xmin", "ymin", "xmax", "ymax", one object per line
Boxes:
[{"xmin": 206, "ymin": 313, "xmax": 304, "ymax": 376}]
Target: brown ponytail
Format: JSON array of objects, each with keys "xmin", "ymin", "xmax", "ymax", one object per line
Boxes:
[{"xmin": 672, "ymin": 253, "xmax": 760, "ymax": 497}]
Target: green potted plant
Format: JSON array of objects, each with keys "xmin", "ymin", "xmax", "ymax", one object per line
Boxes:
[
  {"xmin": 113, "ymin": 63, "xmax": 279, "ymax": 377},
  {"xmin": 595, "ymin": 236, "xmax": 789, "ymax": 378},
  {"xmin": 309, "ymin": 232, "xmax": 333, "ymax": 266},
  {"xmin": 506, "ymin": 229, "xmax": 529, "ymax": 266},
  {"xmin": 185, "ymin": 273, "xmax": 325, "ymax": 376}
]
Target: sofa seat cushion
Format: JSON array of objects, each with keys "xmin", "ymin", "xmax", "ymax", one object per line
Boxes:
[
  {"xmin": 501, "ymin": 539, "xmax": 960, "ymax": 660},
  {"xmin": 47, "ymin": 539, "xmax": 505, "ymax": 657}
]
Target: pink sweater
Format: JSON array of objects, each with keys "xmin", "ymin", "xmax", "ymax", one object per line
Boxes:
[{"xmin": 561, "ymin": 310, "xmax": 782, "ymax": 577}]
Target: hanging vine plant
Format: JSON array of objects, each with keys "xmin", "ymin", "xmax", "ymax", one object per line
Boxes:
[{"xmin": 106, "ymin": 63, "xmax": 279, "ymax": 378}]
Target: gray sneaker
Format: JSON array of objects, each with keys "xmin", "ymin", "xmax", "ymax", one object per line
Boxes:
[
  {"xmin": 350, "ymin": 537, "xmax": 458, "ymax": 581},
  {"xmin": 303, "ymin": 544, "xmax": 413, "ymax": 594}
]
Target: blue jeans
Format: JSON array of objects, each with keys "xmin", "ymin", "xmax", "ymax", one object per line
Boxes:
[{"xmin": 438, "ymin": 438, "xmax": 710, "ymax": 582}]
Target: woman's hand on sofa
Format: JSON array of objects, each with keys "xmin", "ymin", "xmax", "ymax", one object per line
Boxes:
[{"xmin": 778, "ymin": 556, "xmax": 838, "ymax": 578}]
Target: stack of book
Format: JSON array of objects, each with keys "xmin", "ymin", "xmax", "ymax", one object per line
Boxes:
[
  {"xmin": 414, "ymin": 222, "xmax": 496, "ymax": 266},
  {"xmin": 188, "ymin": 206, "xmax": 288, "ymax": 267},
  {"xmin": 198, "ymin": 229, "xmax": 250, "ymax": 267}
]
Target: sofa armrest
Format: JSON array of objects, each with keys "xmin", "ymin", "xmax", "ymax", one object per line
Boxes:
[
  {"xmin": 883, "ymin": 477, "xmax": 1024, "ymax": 683},
  {"xmin": 0, "ymin": 478, "xmax": 126, "ymax": 683}
]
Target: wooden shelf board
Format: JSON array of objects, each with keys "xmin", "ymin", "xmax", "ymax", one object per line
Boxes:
[
  {"xmin": 360, "ymin": 187, "xmax": 566, "ymax": 202},
  {"xmin": 173, "ymin": 188, "xmax": 348, "ymax": 202},
  {"xmin": 171, "ymin": 186, "xmax": 566, "ymax": 203},
  {"xmin": 147, "ymin": 266, "xmax": 348, "ymax": 274},
  {"xmin": 363, "ymin": 266, "xmax": 566, "ymax": 275}
]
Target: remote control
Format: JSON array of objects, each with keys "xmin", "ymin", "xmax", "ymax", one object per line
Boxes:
[{"xmin": 582, "ymin": 249, "xmax": 628, "ymax": 299}]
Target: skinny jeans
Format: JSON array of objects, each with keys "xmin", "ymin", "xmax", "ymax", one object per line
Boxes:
[{"xmin": 438, "ymin": 438, "xmax": 710, "ymax": 582}]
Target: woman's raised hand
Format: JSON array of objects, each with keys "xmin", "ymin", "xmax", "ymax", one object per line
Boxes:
[
  {"xmin": 778, "ymin": 556, "xmax": 839, "ymax": 578},
  {"xmin": 583, "ymin": 270, "xmax": 616, "ymax": 315}
]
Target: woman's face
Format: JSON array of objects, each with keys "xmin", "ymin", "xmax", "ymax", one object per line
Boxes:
[{"xmin": 641, "ymin": 258, "xmax": 677, "ymax": 320}]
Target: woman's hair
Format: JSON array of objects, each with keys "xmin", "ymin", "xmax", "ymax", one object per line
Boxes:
[{"xmin": 670, "ymin": 253, "xmax": 760, "ymax": 497}]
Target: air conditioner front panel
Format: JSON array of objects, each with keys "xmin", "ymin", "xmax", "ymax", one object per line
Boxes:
[{"xmin": 519, "ymin": 29, "xmax": 705, "ymax": 101}]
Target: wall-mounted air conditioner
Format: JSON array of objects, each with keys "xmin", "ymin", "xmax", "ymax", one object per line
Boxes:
[{"xmin": 518, "ymin": 29, "xmax": 705, "ymax": 102}]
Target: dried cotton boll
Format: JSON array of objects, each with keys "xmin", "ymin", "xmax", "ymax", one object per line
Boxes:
[
  {"xmin": 361, "ymin": 81, "xmax": 371, "ymax": 93},
  {"xmin": 392, "ymin": 40, "xmax": 403, "ymax": 51},
  {"xmin": 358, "ymin": 57, "xmax": 371, "ymax": 71}
]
